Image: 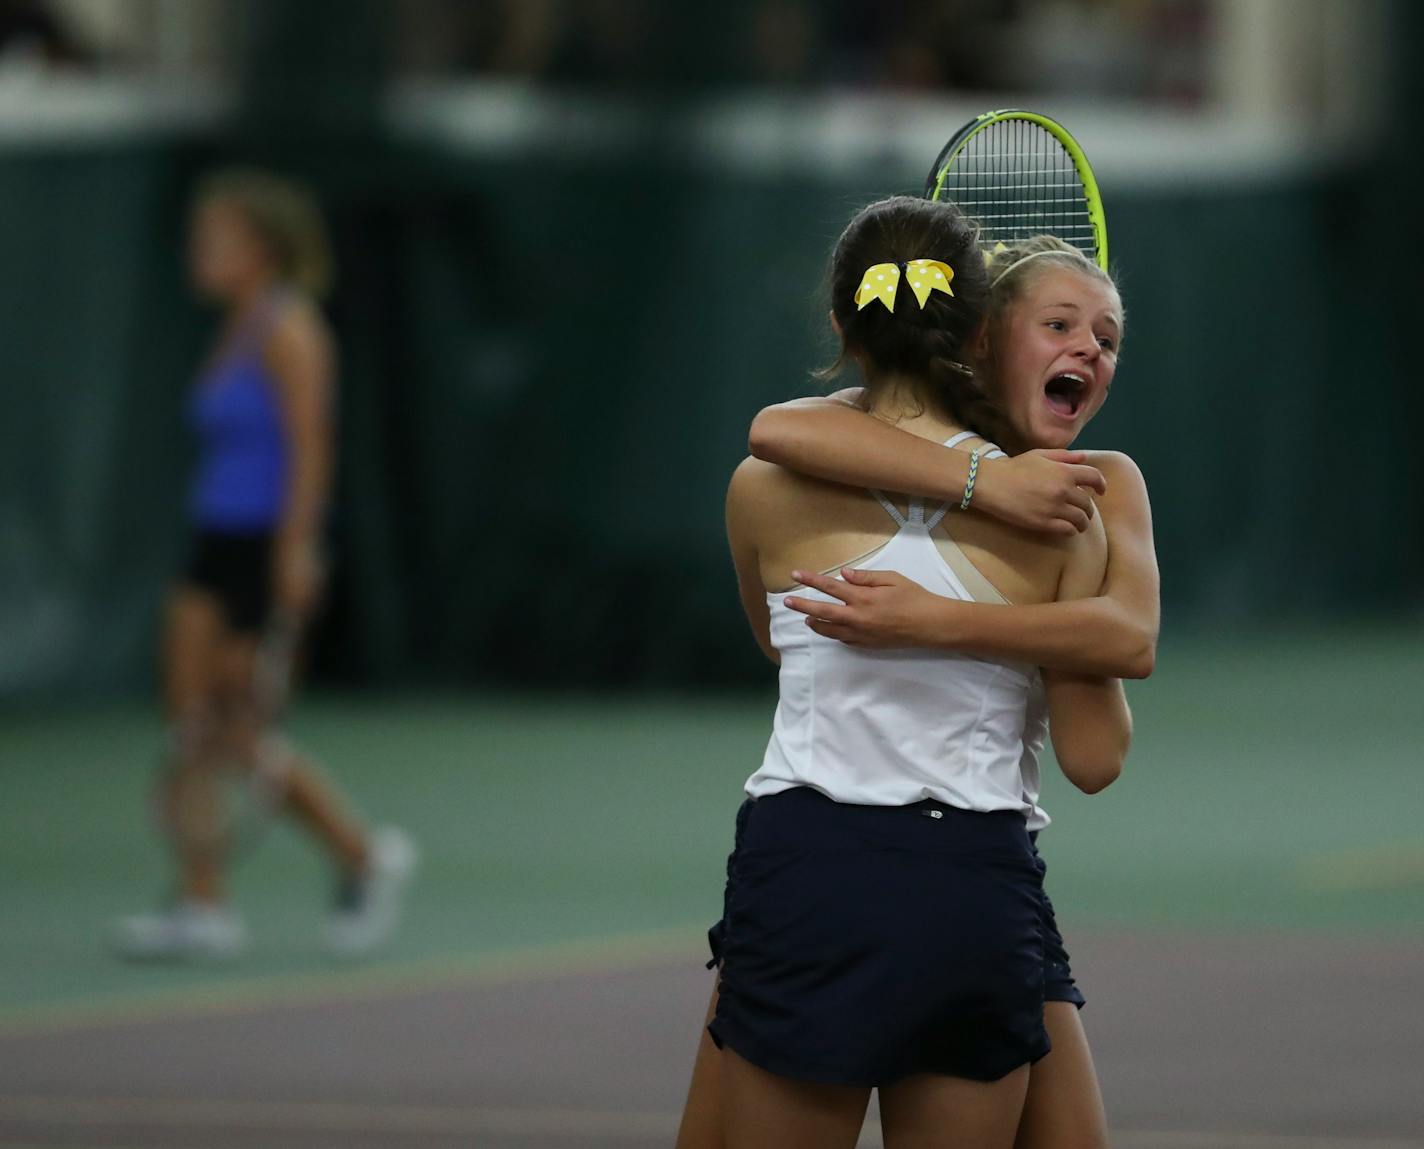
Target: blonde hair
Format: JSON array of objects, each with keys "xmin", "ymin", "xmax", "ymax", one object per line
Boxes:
[
  {"xmin": 986, "ymin": 235, "xmax": 1115, "ymax": 303},
  {"xmin": 196, "ymin": 168, "xmax": 334, "ymax": 299},
  {"xmin": 979, "ymin": 236, "xmax": 1123, "ymax": 454}
]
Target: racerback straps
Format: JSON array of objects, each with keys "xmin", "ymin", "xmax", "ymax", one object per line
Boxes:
[
  {"xmin": 869, "ymin": 489, "xmax": 909, "ymax": 527},
  {"xmin": 870, "ymin": 432, "xmax": 1008, "ymax": 530}
]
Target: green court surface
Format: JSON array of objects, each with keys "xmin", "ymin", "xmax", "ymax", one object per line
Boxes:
[{"xmin": 2, "ymin": 625, "xmax": 1421, "ymax": 1023}]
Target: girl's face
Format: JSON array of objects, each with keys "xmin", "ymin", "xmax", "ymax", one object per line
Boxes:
[
  {"xmin": 989, "ymin": 266, "xmax": 1122, "ymax": 450},
  {"xmin": 188, "ymin": 197, "xmax": 272, "ymax": 303}
]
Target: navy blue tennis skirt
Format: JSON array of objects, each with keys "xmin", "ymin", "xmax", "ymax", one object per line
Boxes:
[
  {"xmin": 707, "ymin": 786, "xmax": 1052, "ymax": 1087},
  {"xmin": 1029, "ymin": 833, "xmax": 1086, "ymax": 1010},
  {"xmin": 708, "ymin": 831, "xmax": 1085, "ymax": 1011}
]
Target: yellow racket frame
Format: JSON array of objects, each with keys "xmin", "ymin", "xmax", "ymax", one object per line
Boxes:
[{"xmin": 926, "ymin": 108, "xmax": 1109, "ymax": 272}]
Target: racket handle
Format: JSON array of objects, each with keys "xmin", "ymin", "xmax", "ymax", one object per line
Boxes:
[{"xmin": 255, "ymin": 611, "xmax": 303, "ymax": 716}]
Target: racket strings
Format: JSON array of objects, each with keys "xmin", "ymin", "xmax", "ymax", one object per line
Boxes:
[{"xmin": 937, "ymin": 121, "xmax": 1097, "ymax": 261}]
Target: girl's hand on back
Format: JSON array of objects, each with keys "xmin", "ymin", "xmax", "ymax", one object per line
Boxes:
[
  {"xmin": 785, "ymin": 568, "xmax": 945, "ymax": 648},
  {"xmin": 975, "ymin": 450, "xmax": 1107, "ymax": 537}
]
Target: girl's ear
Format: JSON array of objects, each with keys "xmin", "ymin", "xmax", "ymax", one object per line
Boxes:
[
  {"xmin": 970, "ymin": 317, "xmax": 991, "ymax": 364},
  {"xmin": 829, "ymin": 309, "xmax": 843, "ymax": 340}
]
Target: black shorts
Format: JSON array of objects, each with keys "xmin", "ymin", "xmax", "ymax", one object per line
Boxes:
[
  {"xmin": 1030, "ymin": 833, "xmax": 1087, "ymax": 1009},
  {"xmin": 707, "ymin": 787, "xmax": 1051, "ymax": 1087},
  {"xmin": 707, "ymin": 827, "xmax": 1087, "ymax": 1010},
  {"xmin": 183, "ymin": 529, "xmax": 275, "ymax": 634}
]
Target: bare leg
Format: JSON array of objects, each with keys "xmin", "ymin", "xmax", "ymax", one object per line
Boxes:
[
  {"xmin": 722, "ymin": 1047, "xmax": 868, "ymax": 1149},
  {"xmin": 675, "ymin": 979, "xmax": 725, "ymax": 1149},
  {"xmin": 163, "ymin": 588, "xmax": 224, "ymax": 722},
  {"xmin": 1014, "ymin": 1003, "xmax": 1108, "ymax": 1149},
  {"xmin": 280, "ymin": 754, "xmax": 370, "ymax": 872},
  {"xmin": 216, "ymin": 636, "xmax": 369, "ymax": 874},
  {"xmin": 880, "ymin": 1064, "xmax": 1029, "ymax": 1149},
  {"xmin": 161, "ymin": 588, "xmax": 228, "ymax": 903}
]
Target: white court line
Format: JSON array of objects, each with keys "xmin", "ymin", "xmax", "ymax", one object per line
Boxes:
[{"xmin": 0, "ymin": 1096, "xmax": 1418, "ymax": 1149}]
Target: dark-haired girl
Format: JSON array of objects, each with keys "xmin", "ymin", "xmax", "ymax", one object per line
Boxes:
[
  {"xmin": 116, "ymin": 170, "xmax": 414, "ymax": 960},
  {"xmin": 678, "ymin": 236, "xmax": 1152, "ymax": 1149},
  {"xmin": 682, "ymin": 197, "xmax": 1131, "ymax": 1148}
]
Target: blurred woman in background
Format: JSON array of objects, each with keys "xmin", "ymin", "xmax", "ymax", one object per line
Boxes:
[{"xmin": 116, "ymin": 169, "xmax": 414, "ymax": 961}]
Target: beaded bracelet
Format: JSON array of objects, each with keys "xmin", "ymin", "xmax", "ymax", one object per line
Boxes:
[{"xmin": 960, "ymin": 447, "xmax": 981, "ymax": 511}]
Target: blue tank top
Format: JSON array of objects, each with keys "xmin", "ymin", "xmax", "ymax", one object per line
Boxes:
[{"xmin": 187, "ymin": 297, "xmax": 290, "ymax": 531}]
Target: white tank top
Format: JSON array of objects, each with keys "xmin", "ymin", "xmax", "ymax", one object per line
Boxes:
[{"xmin": 746, "ymin": 433, "xmax": 1052, "ymax": 828}]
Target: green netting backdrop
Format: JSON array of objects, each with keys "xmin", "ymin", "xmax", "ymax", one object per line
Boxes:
[{"xmin": 1, "ymin": 2, "xmax": 1419, "ymax": 696}]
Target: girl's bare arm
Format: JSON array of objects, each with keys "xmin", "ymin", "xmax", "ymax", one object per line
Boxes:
[
  {"xmin": 750, "ymin": 393, "xmax": 1107, "ymax": 536},
  {"xmin": 1041, "ymin": 513, "xmax": 1131, "ymax": 794},
  {"xmin": 725, "ymin": 459, "xmax": 778, "ymax": 665},
  {"xmin": 956, "ymin": 452, "xmax": 1158, "ymax": 677},
  {"xmin": 780, "ymin": 448, "xmax": 1158, "ymax": 678},
  {"xmin": 266, "ymin": 301, "xmax": 336, "ymax": 620}
]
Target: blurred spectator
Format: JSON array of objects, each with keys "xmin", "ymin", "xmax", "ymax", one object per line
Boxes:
[
  {"xmin": 821, "ymin": 0, "xmax": 1007, "ymax": 92},
  {"xmin": 0, "ymin": 0, "xmax": 90, "ymax": 70},
  {"xmin": 396, "ymin": 0, "xmax": 559, "ymax": 79},
  {"xmin": 541, "ymin": 0, "xmax": 655, "ymax": 87},
  {"xmin": 398, "ymin": 0, "xmax": 658, "ymax": 89},
  {"xmin": 1144, "ymin": 0, "xmax": 1211, "ymax": 105},
  {"xmin": 750, "ymin": 0, "xmax": 819, "ymax": 88},
  {"xmin": 14, "ymin": 0, "xmax": 1213, "ymax": 105}
]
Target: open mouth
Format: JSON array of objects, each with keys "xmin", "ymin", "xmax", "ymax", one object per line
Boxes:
[{"xmin": 1044, "ymin": 373, "xmax": 1088, "ymax": 419}]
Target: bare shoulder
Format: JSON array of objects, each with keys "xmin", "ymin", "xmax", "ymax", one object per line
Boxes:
[
  {"xmin": 729, "ymin": 454, "xmax": 783, "ymax": 493},
  {"xmin": 1083, "ymin": 450, "xmax": 1146, "ymax": 490},
  {"xmin": 726, "ymin": 457, "xmax": 793, "ymax": 550},
  {"xmin": 727, "ymin": 454, "xmax": 871, "ymax": 540},
  {"xmin": 763, "ymin": 387, "xmax": 867, "ymax": 413},
  {"xmin": 1082, "ymin": 450, "xmax": 1150, "ymax": 513},
  {"xmin": 266, "ymin": 295, "xmax": 334, "ymax": 373},
  {"xmin": 273, "ymin": 292, "xmax": 328, "ymax": 337},
  {"xmin": 728, "ymin": 455, "xmax": 815, "ymax": 508}
]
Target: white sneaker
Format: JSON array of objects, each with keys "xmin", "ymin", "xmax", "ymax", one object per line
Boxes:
[
  {"xmin": 326, "ymin": 826, "xmax": 417, "ymax": 958},
  {"xmin": 114, "ymin": 901, "xmax": 248, "ymax": 961}
]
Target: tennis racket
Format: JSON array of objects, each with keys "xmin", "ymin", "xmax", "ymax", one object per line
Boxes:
[
  {"xmin": 155, "ymin": 610, "xmax": 304, "ymax": 864},
  {"xmin": 924, "ymin": 109, "xmax": 1108, "ymax": 271}
]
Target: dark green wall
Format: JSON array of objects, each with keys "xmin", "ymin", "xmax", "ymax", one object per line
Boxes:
[{"xmin": 1, "ymin": 130, "xmax": 1418, "ymax": 698}]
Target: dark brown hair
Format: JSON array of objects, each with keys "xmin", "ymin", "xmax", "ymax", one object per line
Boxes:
[
  {"xmin": 819, "ymin": 195, "xmax": 1007, "ymax": 446},
  {"xmin": 195, "ymin": 168, "xmax": 334, "ymax": 298}
]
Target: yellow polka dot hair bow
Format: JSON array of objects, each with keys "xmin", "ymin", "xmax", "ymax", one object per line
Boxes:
[{"xmin": 855, "ymin": 259, "xmax": 955, "ymax": 312}]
